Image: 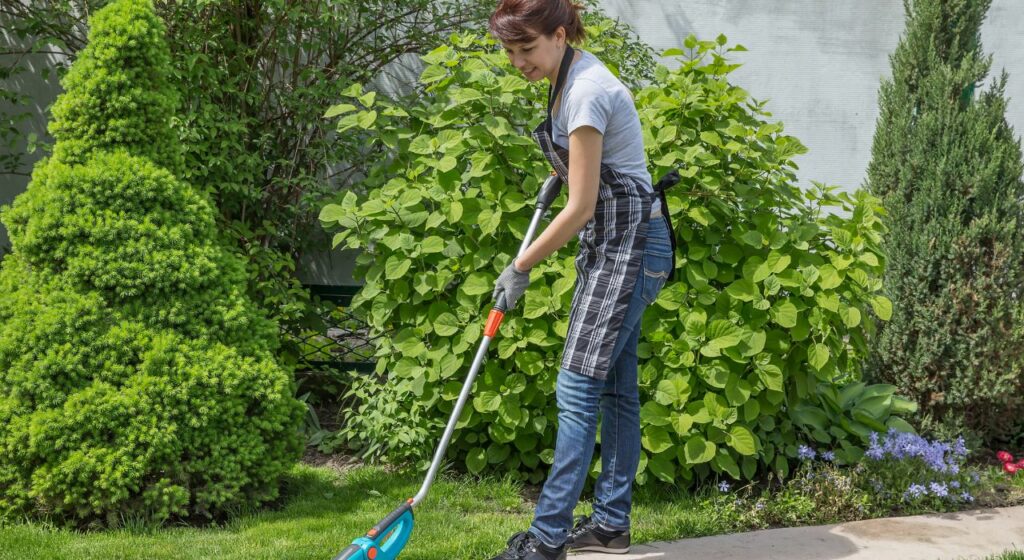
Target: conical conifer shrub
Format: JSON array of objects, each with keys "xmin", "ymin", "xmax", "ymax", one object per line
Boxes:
[
  {"xmin": 865, "ymin": 0, "xmax": 1024, "ymax": 445},
  {"xmin": 0, "ymin": 0, "xmax": 304, "ymax": 527}
]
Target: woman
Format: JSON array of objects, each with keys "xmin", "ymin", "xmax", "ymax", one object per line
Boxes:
[{"xmin": 487, "ymin": 1, "xmax": 675, "ymax": 559}]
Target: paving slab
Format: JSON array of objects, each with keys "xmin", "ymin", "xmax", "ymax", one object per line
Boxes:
[{"xmin": 572, "ymin": 506, "xmax": 1024, "ymax": 560}]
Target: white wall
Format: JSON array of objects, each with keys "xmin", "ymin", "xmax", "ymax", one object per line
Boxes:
[
  {"xmin": 0, "ymin": 17, "xmax": 67, "ymax": 256},
  {"xmin": 599, "ymin": 0, "xmax": 1024, "ymax": 195}
]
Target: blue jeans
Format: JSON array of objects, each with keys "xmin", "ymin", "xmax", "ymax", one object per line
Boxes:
[{"xmin": 528, "ymin": 213, "xmax": 673, "ymax": 548}]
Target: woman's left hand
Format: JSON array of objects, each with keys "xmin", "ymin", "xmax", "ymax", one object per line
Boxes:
[{"xmin": 492, "ymin": 259, "xmax": 531, "ymax": 310}]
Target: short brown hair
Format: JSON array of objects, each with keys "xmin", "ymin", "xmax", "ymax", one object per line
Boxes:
[{"xmin": 489, "ymin": 0, "xmax": 587, "ymax": 45}]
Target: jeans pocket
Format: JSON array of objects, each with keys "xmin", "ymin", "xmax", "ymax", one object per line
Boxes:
[{"xmin": 640, "ymin": 250, "xmax": 672, "ymax": 305}]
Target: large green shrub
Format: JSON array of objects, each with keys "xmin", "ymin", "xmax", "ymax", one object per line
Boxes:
[
  {"xmin": 864, "ymin": 0, "xmax": 1024, "ymax": 446},
  {"xmin": 320, "ymin": 32, "xmax": 911, "ymax": 486},
  {"xmin": 0, "ymin": 0, "xmax": 304, "ymax": 527}
]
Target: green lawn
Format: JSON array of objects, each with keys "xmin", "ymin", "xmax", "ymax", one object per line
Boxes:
[
  {"xmin": 0, "ymin": 464, "xmax": 727, "ymax": 560},
  {"xmin": 2, "ymin": 462, "xmax": 1021, "ymax": 560}
]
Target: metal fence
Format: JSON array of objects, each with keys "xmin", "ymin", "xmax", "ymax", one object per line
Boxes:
[{"xmin": 289, "ymin": 284, "xmax": 380, "ymax": 374}]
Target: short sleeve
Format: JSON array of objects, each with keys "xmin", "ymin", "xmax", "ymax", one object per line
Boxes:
[{"xmin": 562, "ymin": 78, "xmax": 612, "ymax": 136}]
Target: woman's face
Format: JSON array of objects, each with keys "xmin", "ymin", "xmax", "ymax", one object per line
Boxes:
[{"xmin": 502, "ymin": 27, "xmax": 566, "ymax": 83}]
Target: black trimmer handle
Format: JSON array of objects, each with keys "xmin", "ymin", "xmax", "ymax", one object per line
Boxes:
[
  {"xmin": 493, "ymin": 293, "xmax": 508, "ymax": 314},
  {"xmin": 536, "ymin": 173, "xmax": 564, "ymax": 212}
]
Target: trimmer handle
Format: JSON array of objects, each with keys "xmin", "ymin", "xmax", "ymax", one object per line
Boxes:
[
  {"xmin": 333, "ymin": 500, "xmax": 414, "ymax": 560},
  {"xmin": 536, "ymin": 173, "xmax": 564, "ymax": 212}
]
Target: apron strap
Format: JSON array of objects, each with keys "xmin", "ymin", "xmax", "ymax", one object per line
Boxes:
[
  {"xmin": 544, "ymin": 45, "xmax": 576, "ymax": 134},
  {"xmin": 653, "ymin": 167, "xmax": 682, "ymax": 282}
]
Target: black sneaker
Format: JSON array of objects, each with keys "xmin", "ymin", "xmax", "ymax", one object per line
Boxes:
[
  {"xmin": 567, "ymin": 515, "xmax": 631, "ymax": 554},
  {"xmin": 490, "ymin": 531, "xmax": 566, "ymax": 560}
]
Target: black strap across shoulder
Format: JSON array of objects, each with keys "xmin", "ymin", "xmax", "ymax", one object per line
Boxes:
[
  {"xmin": 543, "ymin": 44, "xmax": 576, "ymax": 133},
  {"xmin": 653, "ymin": 167, "xmax": 682, "ymax": 281}
]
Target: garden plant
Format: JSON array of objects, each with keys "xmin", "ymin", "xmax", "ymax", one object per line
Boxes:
[
  {"xmin": 320, "ymin": 30, "xmax": 914, "ymax": 488},
  {"xmin": 864, "ymin": 0, "xmax": 1024, "ymax": 447},
  {"xmin": 0, "ymin": 0, "xmax": 304, "ymax": 528}
]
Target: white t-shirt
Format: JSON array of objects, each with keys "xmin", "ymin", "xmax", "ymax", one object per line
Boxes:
[{"xmin": 552, "ymin": 50, "xmax": 658, "ymax": 213}]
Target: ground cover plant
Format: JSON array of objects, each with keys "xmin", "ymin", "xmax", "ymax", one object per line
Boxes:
[
  {"xmin": 319, "ymin": 30, "xmax": 911, "ymax": 488},
  {"xmin": 711, "ymin": 430, "xmax": 983, "ymax": 528},
  {"xmin": 0, "ymin": 0, "xmax": 304, "ymax": 528}
]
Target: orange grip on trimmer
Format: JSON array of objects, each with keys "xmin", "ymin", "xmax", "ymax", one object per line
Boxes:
[{"xmin": 483, "ymin": 309, "xmax": 505, "ymax": 337}]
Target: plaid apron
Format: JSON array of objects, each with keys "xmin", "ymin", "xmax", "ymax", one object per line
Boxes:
[{"xmin": 532, "ymin": 46, "xmax": 653, "ymax": 380}]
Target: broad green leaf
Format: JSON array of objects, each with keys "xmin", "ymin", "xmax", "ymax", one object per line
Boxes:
[
  {"xmin": 671, "ymin": 412, "xmax": 694, "ymax": 435},
  {"xmin": 766, "ymin": 251, "xmax": 791, "ymax": 274},
  {"xmin": 474, "ymin": 391, "xmax": 502, "ymax": 413},
  {"xmin": 758, "ymin": 363, "xmax": 783, "ymax": 392},
  {"xmin": 641, "ymin": 401, "xmax": 671, "ymax": 426},
  {"xmin": 421, "ymin": 64, "xmax": 447, "ymax": 83},
  {"xmin": 393, "ymin": 330, "xmax": 425, "ymax": 357},
  {"xmin": 807, "ymin": 343, "xmax": 830, "ymax": 371},
  {"xmin": 839, "ymin": 305, "xmax": 861, "ymax": 327},
  {"xmin": 705, "ymin": 320, "xmax": 743, "ymax": 351},
  {"xmin": 683, "ymin": 435, "xmax": 716, "ymax": 464},
  {"xmin": 642, "ymin": 426, "xmax": 674, "ymax": 454},
  {"xmin": 871, "ymin": 295, "xmax": 893, "ymax": 321},
  {"xmin": 769, "ymin": 299, "xmax": 798, "ymax": 328},
  {"xmin": 487, "ymin": 443, "xmax": 511, "ymax": 464},
  {"xmin": 466, "ymin": 447, "xmax": 486, "ymax": 474},
  {"xmin": 655, "ymin": 375, "xmax": 691, "ymax": 407},
  {"xmin": 815, "ymin": 292, "xmax": 839, "ymax": 312},
  {"xmin": 357, "ymin": 110, "xmax": 378, "ymax": 128},
  {"xmin": 647, "ymin": 451, "xmax": 676, "ymax": 483},
  {"xmin": 714, "ymin": 451, "xmax": 740, "ymax": 478},
  {"xmin": 725, "ymin": 278, "xmax": 757, "ymax": 302},
  {"xmin": 817, "ymin": 265, "xmax": 842, "ymax": 290},
  {"xmin": 462, "ymin": 272, "xmax": 492, "ymax": 296},
  {"xmin": 434, "ymin": 312, "xmax": 460, "ymax": 336},
  {"xmin": 421, "ymin": 236, "xmax": 445, "ymax": 254},
  {"xmin": 324, "ymin": 103, "xmax": 357, "ymax": 118},
  {"xmin": 739, "ymin": 230, "xmax": 763, "ymax": 248}
]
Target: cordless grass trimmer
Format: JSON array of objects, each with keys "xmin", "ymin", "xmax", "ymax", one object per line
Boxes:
[{"xmin": 333, "ymin": 173, "xmax": 565, "ymax": 560}]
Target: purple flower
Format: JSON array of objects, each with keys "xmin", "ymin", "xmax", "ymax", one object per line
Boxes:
[
  {"xmin": 952, "ymin": 436, "xmax": 968, "ymax": 458},
  {"xmin": 821, "ymin": 451, "xmax": 836, "ymax": 461},
  {"xmin": 928, "ymin": 482, "xmax": 949, "ymax": 498},
  {"xmin": 950, "ymin": 480, "xmax": 961, "ymax": 489},
  {"xmin": 866, "ymin": 430, "xmax": 964, "ymax": 473},
  {"xmin": 797, "ymin": 445, "xmax": 816, "ymax": 460},
  {"xmin": 755, "ymin": 501, "xmax": 765, "ymax": 510},
  {"xmin": 865, "ymin": 444, "xmax": 884, "ymax": 460},
  {"xmin": 904, "ymin": 483, "xmax": 926, "ymax": 500},
  {"xmin": 960, "ymin": 491, "xmax": 974, "ymax": 503},
  {"xmin": 718, "ymin": 481, "xmax": 731, "ymax": 492}
]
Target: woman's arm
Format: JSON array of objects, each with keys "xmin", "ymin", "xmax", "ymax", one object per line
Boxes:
[{"xmin": 513, "ymin": 126, "xmax": 602, "ymax": 271}]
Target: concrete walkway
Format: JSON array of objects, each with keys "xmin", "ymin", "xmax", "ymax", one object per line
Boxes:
[{"xmin": 573, "ymin": 506, "xmax": 1024, "ymax": 560}]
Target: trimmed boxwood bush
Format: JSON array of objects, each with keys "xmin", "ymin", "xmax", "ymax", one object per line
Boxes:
[
  {"xmin": 0, "ymin": 0, "xmax": 304, "ymax": 528},
  {"xmin": 320, "ymin": 31, "xmax": 915, "ymax": 486}
]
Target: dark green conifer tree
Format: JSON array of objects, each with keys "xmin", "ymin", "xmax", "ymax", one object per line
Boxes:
[{"xmin": 866, "ymin": 0, "xmax": 1024, "ymax": 445}]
